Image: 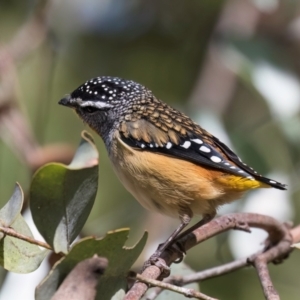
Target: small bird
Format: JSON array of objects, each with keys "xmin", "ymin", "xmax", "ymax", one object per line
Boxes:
[{"xmin": 59, "ymin": 76, "xmax": 286, "ymax": 261}]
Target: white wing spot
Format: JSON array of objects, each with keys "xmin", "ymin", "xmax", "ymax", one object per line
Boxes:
[
  {"xmin": 149, "ymin": 144, "xmax": 154, "ymax": 148},
  {"xmin": 166, "ymin": 142, "xmax": 172, "ymax": 149},
  {"xmin": 230, "ymin": 166, "xmax": 236, "ymax": 169},
  {"xmin": 269, "ymin": 180, "xmax": 276, "ymax": 184},
  {"xmin": 210, "ymin": 156, "xmax": 222, "ymax": 163},
  {"xmin": 199, "ymin": 146, "xmax": 210, "ymax": 153},
  {"xmin": 181, "ymin": 141, "xmax": 191, "ymax": 149},
  {"xmin": 191, "ymin": 138, "xmax": 203, "ymax": 144},
  {"xmin": 141, "ymin": 144, "xmax": 145, "ymax": 148}
]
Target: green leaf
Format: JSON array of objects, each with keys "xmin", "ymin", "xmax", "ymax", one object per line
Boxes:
[
  {"xmin": 30, "ymin": 131, "xmax": 99, "ymax": 254},
  {"xmin": 145, "ymin": 262, "xmax": 200, "ymax": 300},
  {"xmin": 0, "ymin": 183, "xmax": 23, "ymax": 229},
  {"xmin": 36, "ymin": 229, "xmax": 147, "ymax": 300},
  {"xmin": 111, "ymin": 289, "xmax": 126, "ymax": 300},
  {"xmin": 0, "ymin": 214, "xmax": 49, "ymax": 273}
]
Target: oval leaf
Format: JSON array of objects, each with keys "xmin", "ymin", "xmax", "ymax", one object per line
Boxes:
[
  {"xmin": 30, "ymin": 131, "xmax": 99, "ymax": 254},
  {"xmin": 0, "ymin": 183, "xmax": 23, "ymax": 228},
  {"xmin": 36, "ymin": 229, "xmax": 147, "ymax": 300},
  {"xmin": 0, "ymin": 214, "xmax": 49, "ymax": 273}
]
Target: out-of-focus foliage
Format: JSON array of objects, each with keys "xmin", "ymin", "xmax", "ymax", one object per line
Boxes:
[
  {"xmin": 0, "ymin": 0, "xmax": 300, "ymax": 299},
  {"xmin": 0, "ymin": 184, "xmax": 48, "ymax": 273},
  {"xmin": 0, "ymin": 132, "xmax": 146, "ymax": 299},
  {"xmin": 30, "ymin": 131, "xmax": 98, "ymax": 254},
  {"xmin": 36, "ymin": 229, "xmax": 147, "ymax": 300}
]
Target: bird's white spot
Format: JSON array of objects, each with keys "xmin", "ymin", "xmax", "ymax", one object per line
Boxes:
[
  {"xmin": 181, "ymin": 141, "xmax": 191, "ymax": 149},
  {"xmin": 109, "ymin": 91, "xmax": 113, "ymax": 94},
  {"xmin": 224, "ymin": 162, "xmax": 230, "ymax": 165},
  {"xmin": 94, "ymin": 91, "xmax": 98, "ymax": 95},
  {"xmin": 199, "ymin": 146, "xmax": 210, "ymax": 153},
  {"xmin": 191, "ymin": 138, "xmax": 203, "ymax": 144},
  {"xmin": 269, "ymin": 180, "xmax": 276, "ymax": 184},
  {"xmin": 238, "ymin": 170, "xmax": 244, "ymax": 173},
  {"xmin": 155, "ymin": 143, "xmax": 159, "ymax": 147},
  {"xmin": 210, "ymin": 156, "xmax": 222, "ymax": 163},
  {"xmin": 141, "ymin": 144, "xmax": 145, "ymax": 148},
  {"xmin": 166, "ymin": 142, "xmax": 172, "ymax": 149},
  {"xmin": 102, "ymin": 96, "xmax": 106, "ymax": 99},
  {"xmin": 109, "ymin": 97, "xmax": 113, "ymax": 100},
  {"xmin": 230, "ymin": 166, "xmax": 236, "ymax": 169},
  {"xmin": 149, "ymin": 144, "xmax": 154, "ymax": 148}
]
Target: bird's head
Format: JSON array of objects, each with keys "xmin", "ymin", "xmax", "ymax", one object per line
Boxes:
[{"xmin": 59, "ymin": 76, "xmax": 152, "ymax": 139}]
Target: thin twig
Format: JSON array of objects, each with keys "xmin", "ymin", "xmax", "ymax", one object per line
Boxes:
[
  {"xmin": 145, "ymin": 257, "xmax": 249, "ymax": 300},
  {"xmin": 133, "ymin": 274, "xmax": 217, "ymax": 300},
  {"xmin": 0, "ymin": 225, "xmax": 52, "ymax": 250},
  {"xmin": 252, "ymin": 257, "xmax": 279, "ymax": 300},
  {"xmin": 124, "ymin": 213, "xmax": 293, "ymax": 300},
  {"xmin": 147, "ymin": 224, "xmax": 299, "ymax": 300}
]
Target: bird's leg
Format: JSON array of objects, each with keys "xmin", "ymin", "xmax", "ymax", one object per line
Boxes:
[
  {"xmin": 175, "ymin": 212, "xmax": 216, "ymax": 242},
  {"xmin": 142, "ymin": 211, "xmax": 216, "ymax": 274},
  {"xmin": 142, "ymin": 209, "xmax": 192, "ymax": 274},
  {"xmin": 172, "ymin": 212, "xmax": 216, "ymax": 259},
  {"xmin": 157, "ymin": 212, "xmax": 192, "ymax": 254}
]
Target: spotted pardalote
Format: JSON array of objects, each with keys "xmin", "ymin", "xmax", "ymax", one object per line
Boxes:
[{"xmin": 59, "ymin": 76, "xmax": 286, "ymax": 258}]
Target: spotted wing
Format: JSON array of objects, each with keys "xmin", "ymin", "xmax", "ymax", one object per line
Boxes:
[{"xmin": 119, "ymin": 106, "xmax": 286, "ymax": 190}]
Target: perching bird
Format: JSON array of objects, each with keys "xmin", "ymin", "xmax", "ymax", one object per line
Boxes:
[{"xmin": 59, "ymin": 76, "xmax": 286, "ymax": 261}]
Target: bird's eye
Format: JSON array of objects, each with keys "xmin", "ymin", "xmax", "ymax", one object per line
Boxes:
[{"xmin": 82, "ymin": 107, "xmax": 99, "ymax": 114}]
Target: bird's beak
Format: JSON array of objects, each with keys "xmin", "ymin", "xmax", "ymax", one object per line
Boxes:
[{"xmin": 58, "ymin": 95, "xmax": 73, "ymax": 107}]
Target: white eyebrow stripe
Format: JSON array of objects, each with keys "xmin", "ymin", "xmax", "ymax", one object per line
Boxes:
[{"xmin": 73, "ymin": 98, "xmax": 113, "ymax": 109}]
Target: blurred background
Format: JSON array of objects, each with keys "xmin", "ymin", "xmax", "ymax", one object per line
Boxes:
[{"xmin": 0, "ymin": 0, "xmax": 300, "ymax": 299}]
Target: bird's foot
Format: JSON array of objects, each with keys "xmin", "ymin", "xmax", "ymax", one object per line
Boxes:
[
  {"xmin": 141, "ymin": 242, "xmax": 186, "ymax": 278},
  {"xmin": 141, "ymin": 245, "xmax": 170, "ymax": 277}
]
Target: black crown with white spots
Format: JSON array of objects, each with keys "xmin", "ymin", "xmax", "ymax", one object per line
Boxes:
[{"xmin": 71, "ymin": 76, "xmax": 147, "ymax": 105}]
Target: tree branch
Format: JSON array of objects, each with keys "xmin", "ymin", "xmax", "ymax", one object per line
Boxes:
[
  {"xmin": 0, "ymin": 225, "xmax": 52, "ymax": 250},
  {"xmin": 133, "ymin": 273, "xmax": 217, "ymax": 300},
  {"xmin": 125, "ymin": 213, "xmax": 294, "ymax": 300}
]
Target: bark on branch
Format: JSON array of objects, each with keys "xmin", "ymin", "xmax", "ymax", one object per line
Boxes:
[{"xmin": 125, "ymin": 213, "xmax": 294, "ymax": 300}]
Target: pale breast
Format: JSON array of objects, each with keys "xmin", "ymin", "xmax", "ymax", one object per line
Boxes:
[{"xmin": 108, "ymin": 136, "xmax": 241, "ymax": 218}]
